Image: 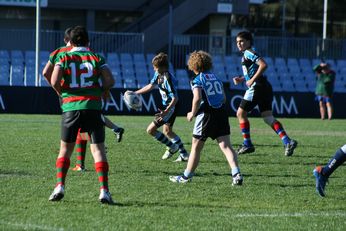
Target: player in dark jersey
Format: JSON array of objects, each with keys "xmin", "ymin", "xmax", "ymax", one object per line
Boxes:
[
  {"xmin": 134, "ymin": 52, "xmax": 189, "ymax": 162},
  {"xmin": 48, "ymin": 26, "xmax": 115, "ymax": 204},
  {"xmin": 313, "ymin": 144, "xmax": 346, "ymax": 197},
  {"xmin": 42, "ymin": 27, "xmax": 124, "ymax": 172},
  {"xmin": 233, "ymin": 31, "xmax": 297, "ymax": 156},
  {"xmin": 170, "ymin": 50, "xmax": 243, "ymax": 185}
]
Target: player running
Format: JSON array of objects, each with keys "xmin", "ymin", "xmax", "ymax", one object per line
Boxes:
[
  {"xmin": 232, "ymin": 31, "xmax": 297, "ymax": 156},
  {"xmin": 134, "ymin": 52, "xmax": 189, "ymax": 162},
  {"xmin": 170, "ymin": 50, "xmax": 243, "ymax": 185}
]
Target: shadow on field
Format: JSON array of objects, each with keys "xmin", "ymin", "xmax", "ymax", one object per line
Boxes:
[{"xmin": 0, "ymin": 170, "xmax": 33, "ymax": 177}]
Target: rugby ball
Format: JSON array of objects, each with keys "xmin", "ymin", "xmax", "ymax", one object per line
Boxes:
[{"xmin": 123, "ymin": 90, "xmax": 142, "ymax": 111}]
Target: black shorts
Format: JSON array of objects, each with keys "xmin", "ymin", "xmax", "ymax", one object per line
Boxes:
[
  {"xmin": 61, "ymin": 110, "xmax": 105, "ymax": 144},
  {"xmin": 193, "ymin": 105, "xmax": 230, "ymax": 141},
  {"xmin": 240, "ymin": 79, "xmax": 273, "ymax": 113},
  {"xmin": 153, "ymin": 106, "xmax": 177, "ymax": 128}
]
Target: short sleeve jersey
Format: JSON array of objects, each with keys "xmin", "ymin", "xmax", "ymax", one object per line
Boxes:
[
  {"xmin": 241, "ymin": 49, "xmax": 261, "ymax": 82},
  {"xmin": 150, "ymin": 71, "xmax": 178, "ymax": 106},
  {"xmin": 55, "ymin": 47, "xmax": 107, "ymax": 112},
  {"xmin": 191, "ymin": 72, "xmax": 224, "ymax": 111},
  {"xmin": 49, "ymin": 46, "xmax": 73, "ymax": 65}
]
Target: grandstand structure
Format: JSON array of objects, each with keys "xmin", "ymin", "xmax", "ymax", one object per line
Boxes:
[
  {"xmin": 0, "ymin": 0, "xmax": 345, "ymax": 93},
  {"xmin": 0, "ymin": 48, "xmax": 345, "ymax": 93}
]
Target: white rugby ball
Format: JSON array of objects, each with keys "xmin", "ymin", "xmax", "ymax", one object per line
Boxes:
[{"xmin": 123, "ymin": 91, "xmax": 142, "ymax": 111}]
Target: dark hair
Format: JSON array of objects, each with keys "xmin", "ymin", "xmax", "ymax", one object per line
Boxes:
[
  {"xmin": 236, "ymin": 31, "xmax": 253, "ymax": 46},
  {"xmin": 152, "ymin": 52, "xmax": 169, "ymax": 72},
  {"xmin": 70, "ymin": 26, "xmax": 89, "ymax": 47},
  {"xmin": 64, "ymin": 27, "xmax": 73, "ymax": 41}
]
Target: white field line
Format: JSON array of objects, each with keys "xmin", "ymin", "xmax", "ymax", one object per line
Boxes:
[
  {"xmin": 233, "ymin": 212, "xmax": 346, "ymax": 218},
  {"xmin": 0, "ymin": 221, "xmax": 65, "ymax": 231},
  {"xmin": 2, "ymin": 212, "xmax": 346, "ymax": 230}
]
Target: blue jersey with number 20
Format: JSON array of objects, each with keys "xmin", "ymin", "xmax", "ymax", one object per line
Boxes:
[{"xmin": 191, "ymin": 72, "xmax": 224, "ymax": 109}]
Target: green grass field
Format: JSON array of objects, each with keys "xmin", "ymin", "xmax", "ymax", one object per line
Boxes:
[{"xmin": 0, "ymin": 114, "xmax": 345, "ymax": 230}]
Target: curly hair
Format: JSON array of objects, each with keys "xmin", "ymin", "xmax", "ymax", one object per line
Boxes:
[
  {"xmin": 187, "ymin": 50, "xmax": 213, "ymax": 73},
  {"xmin": 152, "ymin": 52, "xmax": 169, "ymax": 73}
]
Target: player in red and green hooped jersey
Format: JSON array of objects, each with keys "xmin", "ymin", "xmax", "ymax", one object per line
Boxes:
[
  {"xmin": 48, "ymin": 26, "xmax": 116, "ymax": 204},
  {"xmin": 43, "ymin": 27, "xmax": 124, "ymax": 172}
]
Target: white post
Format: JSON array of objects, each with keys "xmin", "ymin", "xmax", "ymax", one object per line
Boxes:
[
  {"xmin": 35, "ymin": 0, "xmax": 41, "ymax": 86},
  {"xmin": 322, "ymin": 0, "xmax": 328, "ymax": 53},
  {"xmin": 168, "ymin": 0, "xmax": 173, "ymax": 62}
]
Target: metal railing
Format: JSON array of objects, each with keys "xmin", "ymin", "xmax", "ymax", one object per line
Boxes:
[
  {"xmin": 0, "ymin": 29, "xmax": 345, "ymax": 64},
  {"xmin": 0, "ymin": 29, "xmax": 144, "ymax": 54},
  {"xmin": 171, "ymin": 34, "xmax": 346, "ymax": 68}
]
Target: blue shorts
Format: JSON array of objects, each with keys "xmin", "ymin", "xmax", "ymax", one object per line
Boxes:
[{"xmin": 316, "ymin": 95, "xmax": 332, "ymax": 103}]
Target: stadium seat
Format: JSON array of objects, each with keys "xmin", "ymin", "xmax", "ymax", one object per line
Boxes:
[
  {"xmin": 123, "ymin": 77, "xmax": 137, "ymax": 89},
  {"xmin": 281, "ymin": 80, "xmax": 295, "ymax": 92},
  {"xmin": 146, "ymin": 53, "xmax": 155, "ymax": 67},
  {"xmin": 0, "ymin": 50, "xmax": 10, "ymax": 60},
  {"xmin": 287, "ymin": 58, "xmax": 299, "ymax": 67},
  {"xmin": 325, "ymin": 59, "xmax": 336, "ymax": 70},
  {"xmin": 213, "ymin": 55, "xmax": 224, "ymax": 65},
  {"xmin": 133, "ymin": 53, "xmax": 146, "ymax": 63},
  {"xmin": 263, "ymin": 56, "xmax": 274, "ymax": 67},
  {"xmin": 294, "ymin": 80, "xmax": 308, "ymax": 92},
  {"xmin": 10, "ymin": 64, "xmax": 24, "ymax": 86},
  {"xmin": 40, "ymin": 74, "xmax": 50, "ymax": 87},
  {"xmin": 0, "ymin": 64, "xmax": 10, "ymax": 86},
  {"xmin": 271, "ymin": 81, "xmax": 283, "ymax": 92},
  {"xmin": 25, "ymin": 66, "xmax": 36, "ymax": 86},
  {"xmin": 336, "ymin": 59, "xmax": 346, "ymax": 72}
]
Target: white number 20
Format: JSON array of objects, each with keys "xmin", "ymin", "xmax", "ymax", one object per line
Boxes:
[
  {"xmin": 205, "ymin": 81, "xmax": 223, "ymax": 96},
  {"xmin": 69, "ymin": 62, "xmax": 94, "ymax": 88}
]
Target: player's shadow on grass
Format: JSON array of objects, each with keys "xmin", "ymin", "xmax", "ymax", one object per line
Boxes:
[{"xmin": 0, "ymin": 170, "xmax": 33, "ymax": 177}]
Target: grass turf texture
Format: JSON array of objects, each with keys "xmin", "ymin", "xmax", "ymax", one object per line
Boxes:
[{"xmin": 0, "ymin": 114, "xmax": 345, "ymax": 230}]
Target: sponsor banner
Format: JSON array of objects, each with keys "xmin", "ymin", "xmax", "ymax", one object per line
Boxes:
[
  {"xmin": 0, "ymin": 0, "xmax": 48, "ymax": 7},
  {"xmin": 0, "ymin": 86, "xmax": 345, "ymax": 118}
]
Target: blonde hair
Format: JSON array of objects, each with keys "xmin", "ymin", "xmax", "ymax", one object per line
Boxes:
[{"xmin": 187, "ymin": 50, "xmax": 213, "ymax": 73}]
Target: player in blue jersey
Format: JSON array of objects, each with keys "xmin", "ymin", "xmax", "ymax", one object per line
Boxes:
[
  {"xmin": 170, "ymin": 50, "xmax": 243, "ymax": 185},
  {"xmin": 135, "ymin": 52, "xmax": 189, "ymax": 162},
  {"xmin": 313, "ymin": 144, "xmax": 346, "ymax": 197},
  {"xmin": 233, "ymin": 31, "xmax": 297, "ymax": 156}
]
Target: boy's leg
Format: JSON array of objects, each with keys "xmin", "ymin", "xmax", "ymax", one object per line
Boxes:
[
  {"xmin": 237, "ymin": 107, "xmax": 255, "ymax": 154},
  {"xmin": 169, "ymin": 137, "xmax": 204, "ymax": 183},
  {"xmin": 147, "ymin": 122, "xmax": 179, "ymax": 159},
  {"xmin": 163, "ymin": 125, "xmax": 189, "ymax": 161},
  {"xmin": 262, "ymin": 111, "xmax": 297, "ymax": 156},
  {"xmin": 217, "ymin": 135, "xmax": 243, "ymax": 186}
]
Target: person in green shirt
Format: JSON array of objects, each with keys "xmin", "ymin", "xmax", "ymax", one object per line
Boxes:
[{"xmin": 313, "ymin": 62, "xmax": 336, "ymax": 120}]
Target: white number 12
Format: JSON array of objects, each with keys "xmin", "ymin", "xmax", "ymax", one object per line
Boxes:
[{"xmin": 69, "ymin": 62, "xmax": 94, "ymax": 88}]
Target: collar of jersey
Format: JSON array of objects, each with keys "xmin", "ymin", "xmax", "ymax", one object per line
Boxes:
[{"xmin": 70, "ymin": 47, "xmax": 89, "ymax": 52}]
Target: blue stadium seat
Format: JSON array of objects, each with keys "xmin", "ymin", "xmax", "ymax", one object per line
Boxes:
[
  {"xmin": 271, "ymin": 81, "xmax": 282, "ymax": 92},
  {"xmin": 263, "ymin": 56, "xmax": 274, "ymax": 67},
  {"xmin": 25, "ymin": 66, "xmax": 36, "ymax": 86},
  {"xmin": 0, "ymin": 64, "xmax": 10, "ymax": 86},
  {"xmin": 40, "ymin": 74, "xmax": 50, "ymax": 87},
  {"xmin": 0, "ymin": 50, "xmax": 10, "ymax": 60},
  {"xmin": 10, "ymin": 64, "xmax": 24, "ymax": 86},
  {"xmin": 123, "ymin": 76, "xmax": 137, "ymax": 89},
  {"xmin": 294, "ymin": 80, "xmax": 308, "ymax": 92},
  {"xmin": 281, "ymin": 80, "xmax": 295, "ymax": 92}
]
